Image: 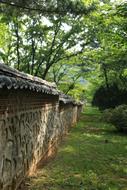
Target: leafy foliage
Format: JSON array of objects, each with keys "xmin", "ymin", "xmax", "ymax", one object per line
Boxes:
[
  {"xmin": 0, "ymin": 0, "xmax": 96, "ymax": 15},
  {"xmin": 0, "ymin": 3, "xmax": 95, "ymax": 78},
  {"xmin": 0, "ymin": 0, "xmax": 127, "ymax": 101},
  {"xmin": 92, "ymin": 84, "xmax": 127, "ymax": 110},
  {"xmin": 83, "ymin": 1, "xmax": 127, "ymax": 103},
  {"xmin": 103, "ymin": 105, "xmax": 127, "ymax": 132}
]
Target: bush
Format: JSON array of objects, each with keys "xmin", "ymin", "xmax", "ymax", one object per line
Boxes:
[
  {"xmin": 92, "ymin": 84, "xmax": 127, "ymax": 110},
  {"xmin": 103, "ymin": 105, "xmax": 127, "ymax": 131},
  {"xmin": 102, "ymin": 108, "xmax": 113, "ymax": 123}
]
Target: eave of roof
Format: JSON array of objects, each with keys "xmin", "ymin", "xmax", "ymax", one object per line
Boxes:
[
  {"xmin": 0, "ymin": 63, "xmax": 59, "ymax": 95},
  {"xmin": 59, "ymin": 93, "xmax": 83, "ymax": 106}
]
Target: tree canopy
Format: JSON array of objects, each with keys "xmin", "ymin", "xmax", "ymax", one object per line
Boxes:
[{"xmin": 0, "ymin": 0, "xmax": 127, "ymax": 101}]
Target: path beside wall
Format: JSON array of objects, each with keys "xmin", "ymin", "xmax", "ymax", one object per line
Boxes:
[{"xmin": 0, "ymin": 64, "xmax": 83, "ymax": 190}]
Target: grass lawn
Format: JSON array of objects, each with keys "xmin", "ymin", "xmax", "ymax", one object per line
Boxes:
[{"xmin": 27, "ymin": 106, "xmax": 127, "ymax": 190}]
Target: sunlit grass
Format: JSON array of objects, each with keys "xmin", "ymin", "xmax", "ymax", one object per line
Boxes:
[{"xmin": 27, "ymin": 106, "xmax": 127, "ymax": 190}]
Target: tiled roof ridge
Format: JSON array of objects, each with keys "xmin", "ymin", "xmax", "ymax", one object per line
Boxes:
[
  {"xmin": 0, "ymin": 63, "xmax": 56, "ymax": 88},
  {"xmin": 0, "ymin": 63, "xmax": 59, "ymax": 95},
  {"xmin": 0, "ymin": 63, "xmax": 84, "ymax": 105},
  {"xmin": 59, "ymin": 93, "xmax": 84, "ymax": 105}
]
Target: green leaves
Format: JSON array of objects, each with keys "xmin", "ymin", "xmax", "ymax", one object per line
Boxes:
[
  {"xmin": 0, "ymin": 0, "xmax": 96, "ymax": 16},
  {"xmin": 1, "ymin": 0, "xmax": 127, "ymax": 102}
]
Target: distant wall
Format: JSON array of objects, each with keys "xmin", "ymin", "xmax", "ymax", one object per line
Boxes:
[{"xmin": 0, "ymin": 64, "xmax": 83, "ymax": 190}]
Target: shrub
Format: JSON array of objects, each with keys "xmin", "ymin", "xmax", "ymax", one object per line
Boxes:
[
  {"xmin": 103, "ymin": 105, "xmax": 127, "ymax": 131},
  {"xmin": 102, "ymin": 108, "xmax": 113, "ymax": 123},
  {"xmin": 92, "ymin": 84, "xmax": 127, "ymax": 110}
]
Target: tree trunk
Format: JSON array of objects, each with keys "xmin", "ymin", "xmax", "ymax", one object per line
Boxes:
[
  {"xmin": 31, "ymin": 37, "xmax": 35, "ymax": 75},
  {"xmin": 103, "ymin": 63, "xmax": 109, "ymax": 89},
  {"xmin": 42, "ymin": 65, "xmax": 50, "ymax": 79},
  {"xmin": 15, "ymin": 22, "xmax": 20, "ymax": 70}
]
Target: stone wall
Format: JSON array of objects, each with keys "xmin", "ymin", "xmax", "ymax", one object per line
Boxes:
[
  {"xmin": 0, "ymin": 64, "xmax": 83, "ymax": 190},
  {"xmin": 59, "ymin": 103, "xmax": 77, "ymax": 135}
]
